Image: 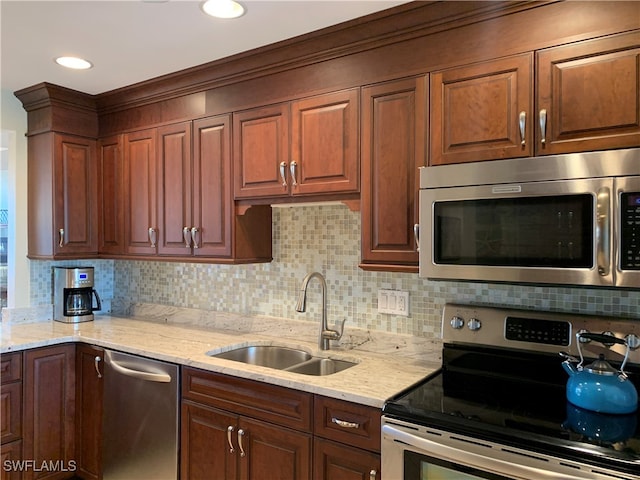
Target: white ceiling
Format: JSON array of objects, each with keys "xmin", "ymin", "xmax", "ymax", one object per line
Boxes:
[{"xmin": 0, "ymin": 0, "xmax": 408, "ymax": 96}]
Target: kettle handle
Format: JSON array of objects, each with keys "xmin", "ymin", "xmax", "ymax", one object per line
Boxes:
[
  {"xmin": 92, "ymin": 289, "xmax": 102, "ymax": 312},
  {"xmin": 576, "ymin": 331, "xmax": 631, "ymax": 378}
]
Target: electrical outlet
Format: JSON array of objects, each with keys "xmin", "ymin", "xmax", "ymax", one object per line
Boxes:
[{"xmin": 377, "ymin": 289, "xmax": 409, "ymax": 316}]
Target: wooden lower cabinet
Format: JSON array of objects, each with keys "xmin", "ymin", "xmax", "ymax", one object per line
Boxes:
[
  {"xmin": 314, "ymin": 438, "xmax": 380, "ymax": 480},
  {"xmin": 75, "ymin": 345, "xmax": 104, "ymax": 480},
  {"xmin": 1, "ymin": 352, "xmax": 23, "ymax": 480},
  {"xmin": 181, "ymin": 368, "xmax": 313, "ymax": 480},
  {"xmin": 22, "ymin": 345, "xmax": 76, "ymax": 480}
]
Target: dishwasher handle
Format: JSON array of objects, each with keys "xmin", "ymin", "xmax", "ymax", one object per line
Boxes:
[{"xmin": 106, "ymin": 350, "xmax": 172, "ymax": 383}]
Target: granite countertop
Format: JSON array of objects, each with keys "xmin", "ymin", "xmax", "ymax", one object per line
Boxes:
[{"xmin": 0, "ymin": 306, "xmax": 442, "ymax": 408}]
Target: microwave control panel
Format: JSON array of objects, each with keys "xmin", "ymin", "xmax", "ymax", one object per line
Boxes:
[{"xmin": 621, "ymin": 192, "xmax": 640, "ymax": 270}]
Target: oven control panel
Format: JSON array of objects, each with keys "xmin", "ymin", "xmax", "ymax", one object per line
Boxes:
[{"xmin": 442, "ymin": 303, "xmax": 640, "ymax": 365}]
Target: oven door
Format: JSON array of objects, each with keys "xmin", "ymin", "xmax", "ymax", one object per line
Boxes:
[
  {"xmin": 382, "ymin": 417, "xmax": 636, "ymax": 480},
  {"xmin": 419, "ymin": 177, "xmax": 614, "ymax": 286}
]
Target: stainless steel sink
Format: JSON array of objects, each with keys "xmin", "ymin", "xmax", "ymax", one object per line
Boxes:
[
  {"xmin": 210, "ymin": 345, "xmax": 312, "ymax": 370},
  {"xmin": 208, "ymin": 345, "xmax": 356, "ymax": 376},
  {"xmin": 284, "ymin": 357, "xmax": 356, "ymax": 376}
]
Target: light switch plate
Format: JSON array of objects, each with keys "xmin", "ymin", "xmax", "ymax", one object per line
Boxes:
[{"xmin": 377, "ymin": 289, "xmax": 409, "ymax": 316}]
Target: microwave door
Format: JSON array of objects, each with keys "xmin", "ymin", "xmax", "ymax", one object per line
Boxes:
[
  {"xmin": 420, "ymin": 178, "xmax": 615, "ymax": 287},
  {"xmin": 615, "ymin": 176, "xmax": 640, "ymax": 288}
]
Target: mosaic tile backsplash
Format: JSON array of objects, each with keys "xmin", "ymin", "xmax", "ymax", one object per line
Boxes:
[{"xmin": 28, "ymin": 204, "xmax": 640, "ymax": 338}]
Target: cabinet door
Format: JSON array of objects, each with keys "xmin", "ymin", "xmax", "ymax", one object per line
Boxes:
[
  {"xmin": 238, "ymin": 417, "xmax": 311, "ymax": 480},
  {"xmin": 98, "ymin": 135, "xmax": 124, "ymax": 255},
  {"xmin": 361, "ymin": 76, "xmax": 427, "ymax": 272},
  {"xmin": 0, "ymin": 383, "xmax": 21, "ymax": 445},
  {"xmin": 313, "ymin": 438, "xmax": 380, "ymax": 480},
  {"xmin": 75, "ymin": 345, "xmax": 103, "ymax": 480},
  {"xmin": 536, "ymin": 30, "xmax": 640, "ymax": 155},
  {"xmin": 234, "ymin": 104, "xmax": 290, "ymax": 199},
  {"xmin": 430, "ymin": 53, "xmax": 533, "ymax": 165},
  {"xmin": 181, "ymin": 401, "xmax": 237, "ymax": 480},
  {"xmin": 157, "ymin": 122, "xmax": 193, "ymax": 256},
  {"xmin": 1, "ymin": 440, "xmax": 23, "ymax": 480},
  {"xmin": 123, "ymin": 129, "xmax": 157, "ymax": 255},
  {"xmin": 23, "ymin": 345, "xmax": 75, "ymax": 480},
  {"xmin": 53, "ymin": 134, "xmax": 98, "ymax": 255},
  {"xmin": 193, "ymin": 115, "xmax": 233, "ymax": 257},
  {"xmin": 290, "ymin": 89, "xmax": 359, "ymax": 196}
]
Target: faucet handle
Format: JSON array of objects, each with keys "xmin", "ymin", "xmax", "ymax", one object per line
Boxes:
[{"xmin": 329, "ymin": 318, "xmax": 346, "ymax": 341}]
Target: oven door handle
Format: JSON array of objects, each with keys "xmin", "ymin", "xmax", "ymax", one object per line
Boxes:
[{"xmin": 382, "ymin": 424, "xmax": 588, "ymax": 480}]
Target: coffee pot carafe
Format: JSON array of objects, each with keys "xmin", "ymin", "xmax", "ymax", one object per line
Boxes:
[{"xmin": 54, "ymin": 267, "xmax": 101, "ymax": 323}]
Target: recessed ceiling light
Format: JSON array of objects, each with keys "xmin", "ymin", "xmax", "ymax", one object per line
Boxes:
[
  {"xmin": 55, "ymin": 56, "xmax": 93, "ymax": 70},
  {"xmin": 201, "ymin": 0, "xmax": 245, "ymax": 19}
]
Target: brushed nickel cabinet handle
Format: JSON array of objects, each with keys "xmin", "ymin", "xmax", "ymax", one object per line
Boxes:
[
  {"xmin": 332, "ymin": 417, "xmax": 360, "ymax": 429},
  {"xmin": 191, "ymin": 227, "xmax": 199, "ymax": 249},
  {"xmin": 59, "ymin": 228, "xmax": 65, "ymax": 247},
  {"xmin": 183, "ymin": 227, "xmax": 191, "ymax": 248},
  {"xmin": 279, "ymin": 161, "xmax": 288, "ymax": 187},
  {"xmin": 148, "ymin": 227, "xmax": 157, "ymax": 248},
  {"xmin": 539, "ymin": 109, "xmax": 547, "ymax": 145},
  {"xmin": 227, "ymin": 425, "xmax": 235, "ymax": 454},
  {"xmin": 518, "ymin": 111, "xmax": 526, "ymax": 146},
  {"xmin": 413, "ymin": 224, "xmax": 420, "ymax": 252},
  {"xmin": 237, "ymin": 429, "xmax": 246, "ymax": 457},
  {"xmin": 369, "ymin": 469, "xmax": 377, "ymax": 480},
  {"xmin": 290, "ymin": 161, "xmax": 298, "ymax": 186},
  {"xmin": 94, "ymin": 356, "xmax": 102, "ymax": 378}
]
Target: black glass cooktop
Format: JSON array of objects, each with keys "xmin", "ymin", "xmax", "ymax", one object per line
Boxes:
[{"xmin": 383, "ymin": 346, "xmax": 640, "ymax": 477}]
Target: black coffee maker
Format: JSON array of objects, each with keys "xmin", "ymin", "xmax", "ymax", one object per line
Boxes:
[{"xmin": 53, "ymin": 267, "xmax": 101, "ymax": 323}]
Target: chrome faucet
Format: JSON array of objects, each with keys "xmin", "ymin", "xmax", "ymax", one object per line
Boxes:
[{"xmin": 294, "ymin": 272, "xmax": 345, "ymax": 350}]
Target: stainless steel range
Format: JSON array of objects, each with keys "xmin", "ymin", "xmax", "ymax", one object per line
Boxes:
[{"xmin": 382, "ymin": 304, "xmax": 640, "ymax": 480}]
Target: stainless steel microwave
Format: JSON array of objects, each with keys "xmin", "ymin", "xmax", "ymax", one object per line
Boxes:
[{"xmin": 419, "ymin": 148, "xmax": 640, "ymax": 287}]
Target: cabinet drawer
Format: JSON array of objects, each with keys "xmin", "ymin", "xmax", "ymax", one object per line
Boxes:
[
  {"xmin": 182, "ymin": 367, "xmax": 312, "ymax": 431},
  {"xmin": 314, "ymin": 396, "xmax": 381, "ymax": 452},
  {"xmin": 1, "ymin": 353, "xmax": 22, "ymax": 384}
]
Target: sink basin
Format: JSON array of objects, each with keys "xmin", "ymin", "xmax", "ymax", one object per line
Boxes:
[
  {"xmin": 208, "ymin": 345, "xmax": 357, "ymax": 376},
  {"xmin": 284, "ymin": 358, "xmax": 356, "ymax": 376},
  {"xmin": 210, "ymin": 345, "xmax": 312, "ymax": 370}
]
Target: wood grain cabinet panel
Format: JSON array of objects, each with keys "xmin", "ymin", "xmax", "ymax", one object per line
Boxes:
[
  {"xmin": 27, "ymin": 133, "xmax": 98, "ymax": 258},
  {"xmin": 75, "ymin": 345, "xmax": 104, "ymax": 480},
  {"xmin": 98, "ymin": 135, "xmax": 124, "ymax": 255},
  {"xmin": 313, "ymin": 437, "xmax": 380, "ymax": 480},
  {"xmin": 23, "ymin": 345, "xmax": 75, "ymax": 480},
  {"xmin": 430, "ymin": 53, "xmax": 533, "ymax": 165},
  {"xmin": 536, "ymin": 30, "xmax": 640, "ymax": 154},
  {"xmin": 233, "ymin": 89, "xmax": 359, "ymax": 201},
  {"xmin": 123, "ymin": 128, "xmax": 158, "ymax": 255},
  {"xmin": 1, "ymin": 440, "xmax": 23, "ymax": 480},
  {"xmin": 181, "ymin": 368, "xmax": 312, "ymax": 480},
  {"xmin": 361, "ymin": 76, "xmax": 427, "ymax": 272}
]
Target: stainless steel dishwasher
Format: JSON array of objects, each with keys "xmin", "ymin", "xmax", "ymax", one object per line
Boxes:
[{"xmin": 103, "ymin": 349, "xmax": 179, "ymax": 480}]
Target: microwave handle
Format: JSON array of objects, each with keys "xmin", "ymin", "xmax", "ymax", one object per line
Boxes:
[{"xmin": 595, "ymin": 187, "xmax": 610, "ymax": 277}]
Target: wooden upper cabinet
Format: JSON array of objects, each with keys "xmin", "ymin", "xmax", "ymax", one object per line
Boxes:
[
  {"xmin": 123, "ymin": 128, "xmax": 158, "ymax": 255},
  {"xmin": 290, "ymin": 89, "xmax": 359, "ymax": 196},
  {"xmin": 430, "ymin": 53, "xmax": 533, "ymax": 165},
  {"xmin": 233, "ymin": 103, "xmax": 290, "ymax": 199},
  {"xmin": 361, "ymin": 76, "xmax": 427, "ymax": 272},
  {"xmin": 192, "ymin": 115, "xmax": 233, "ymax": 257},
  {"xmin": 233, "ymin": 89, "xmax": 359, "ymax": 200},
  {"xmin": 536, "ymin": 30, "xmax": 640, "ymax": 155},
  {"xmin": 157, "ymin": 122, "xmax": 193, "ymax": 256},
  {"xmin": 98, "ymin": 135, "xmax": 124, "ymax": 255},
  {"xmin": 27, "ymin": 132, "xmax": 98, "ymax": 258}
]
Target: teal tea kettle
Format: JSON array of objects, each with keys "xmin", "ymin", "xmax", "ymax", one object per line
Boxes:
[{"xmin": 561, "ymin": 332, "xmax": 638, "ymax": 415}]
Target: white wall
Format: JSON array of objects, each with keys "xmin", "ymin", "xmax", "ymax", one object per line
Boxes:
[{"xmin": 1, "ymin": 89, "xmax": 29, "ymax": 307}]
